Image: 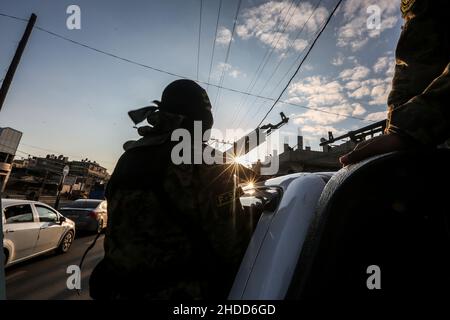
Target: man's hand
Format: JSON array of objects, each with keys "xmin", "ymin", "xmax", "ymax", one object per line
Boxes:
[{"xmin": 339, "ymin": 133, "xmax": 411, "ymax": 166}]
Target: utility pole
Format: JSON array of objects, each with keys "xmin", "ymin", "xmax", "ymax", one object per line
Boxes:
[
  {"xmin": 0, "ymin": 13, "xmax": 37, "ymax": 300},
  {"xmin": 54, "ymin": 165, "xmax": 69, "ymax": 209},
  {"xmin": 0, "ymin": 13, "xmax": 36, "ymax": 111}
]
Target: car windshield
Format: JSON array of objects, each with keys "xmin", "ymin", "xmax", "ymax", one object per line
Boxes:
[{"xmin": 64, "ymin": 200, "xmax": 102, "ymax": 209}]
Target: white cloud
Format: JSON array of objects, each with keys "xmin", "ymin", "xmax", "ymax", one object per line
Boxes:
[
  {"xmin": 373, "ymin": 56, "xmax": 393, "ymax": 73},
  {"xmin": 293, "ymin": 39, "xmax": 308, "ymax": 52},
  {"xmin": 229, "ymin": 69, "xmax": 244, "ymax": 78},
  {"xmin": 336, "ymin": 0, "xmax": 399, "ymax": 51},
  {"xmin": 349, "ymin": 86, "xmax": 371, "ymax": 99},
  {"xmin": 287, "ymin": 75, "xmax": 373, "ymax": 126},
  {"xmin": 215, "ymin": 62, "xmax": 245, "ymax": 79},
  {"xmin": 216, "ymin": 27, "xmax": 232, "ymax": 45},
  {"xmin": 347, "ymin": 56, "xmax": 359, "ymax": 64},
  {"xmin": 331, "ymin": 53, "xmax": 345, "ymax": 66},
  {"xmin": 286, "ymin": 63, "xmax": 392, "ymax": 137},
  {"xmin": 352, "ymin": 103, "xmax": 366, "ymax": 116},
  {"xmin": 217, "ymin": 62, "xmax": 232, "ymax": 72},
  {"xmin": 259, "ymin": 31, "xmax": 290, "ymax": 50},
  {"xmin": 339, "ymin": 65, "xmax": 371, "ymax": 81},
  {"xmin": 299, "ymin": 124, "xmax": 346, "ymax": 137},
  {"xmin": 369, "ymin": 83, "xmax": 390, "ymax": 105},
  {"xmin": 365, "ymin": 111, "xmax": 387, "ymax": 121},
  {"xmin": 288, "ymin": 76, "xmax": 345, "ymax": 107},
  {"xmin": 340, "ymin": 71, "xmax": 391, "ymax": 106},
  {"xmin": 294, "ymin": 105, "xmax": 353, "ymax": 125},
  {"xmin": 371, "ymin": 84, "xmax": 387, "ymax": 97},
  {"xmin": 345, "ymin": 81, "xmax": 361, "ymax": 90},
  {"xmin": 236, "ymin": 1, "xmax": 329, "ymax": 52}
]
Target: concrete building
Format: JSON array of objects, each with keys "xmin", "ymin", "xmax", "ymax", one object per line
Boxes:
[
  {"xmin": 0, "ymin": 127, "xmax": 22, "ymax": 192},
  {"xmin": 69, "ymin": 159, "xmax": 109, "ymax": 193},
  {"xmin": 27, "ymin": 154, "xmax": 69, "ymax": 176},
  {"xmin": 12, "ymin": 158, "xmax": 30, "ymax": 169},
  {"xmin": 254, "ymin": 135, "xmax": 357, "ymax": 176},
  {"xmin": 7, "ymin": 154, "xmax": 109, "ymax": 196}
]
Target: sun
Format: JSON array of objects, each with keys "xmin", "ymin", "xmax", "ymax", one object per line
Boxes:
[{"xmin": 232, "ymin": 156, "xmax": 248, "ymax": 166}]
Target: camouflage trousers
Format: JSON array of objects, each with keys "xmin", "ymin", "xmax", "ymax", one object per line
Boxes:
[{"xmin": 90, "ymin": 258, "xmax": 210, "ymax": 300}]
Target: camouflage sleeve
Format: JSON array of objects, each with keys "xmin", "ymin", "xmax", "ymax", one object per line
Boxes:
[{"xmin": 387, "ymin": 62, "xmax": 450, "ymax": 145}]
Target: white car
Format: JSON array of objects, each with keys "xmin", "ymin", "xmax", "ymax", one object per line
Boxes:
[
  {"xmin": 230, "ymin": 150, "xmax": 450, "ymax": 299},
  {"xmin": 2, "ymin": 199, "xmax": 76, "ymax": 267},
  {"xmin": 230, "ymin": 172, "xmax": 333, "ymax": 299}
]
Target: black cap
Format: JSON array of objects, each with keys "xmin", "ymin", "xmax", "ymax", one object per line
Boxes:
[{"xmin": 157, "ymin": 79, "xmax": 213, "ymax": 123}]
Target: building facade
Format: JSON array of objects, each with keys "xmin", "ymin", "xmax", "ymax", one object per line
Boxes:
[
  {"xmin": 68, "ymin": 159, "xmax": 109, "ymax": 193},
  {"xmin": 253, "ymin": 135, "xmax": 357, "ymax": 176},
  {"xmin": 8, "ymin": 155, "xmax": 109, "ymax": 196},
  {"xmin": 0, "ymin": 127, "xmax": 22, "ymax": 192}
]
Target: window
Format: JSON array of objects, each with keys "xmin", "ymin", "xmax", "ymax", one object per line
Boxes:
[
  {"xmin": 4, "ymin": 204, "xmax": 34, "ymax": 224},
  {"xmin": 35, "ymin": 205, "xmax": 59, "ymax": 223}
]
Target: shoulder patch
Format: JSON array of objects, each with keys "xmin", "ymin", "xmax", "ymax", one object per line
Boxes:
[
  {"xmin": 217, "ymin": 190, "xmax": 234, "ymax": 207},
  {"xmin": 401, "ymin": 0, "xmax": 416, "ymax": 17}
]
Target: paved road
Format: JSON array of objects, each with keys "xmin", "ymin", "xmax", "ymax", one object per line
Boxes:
[{"xmin": 5, "ymin": 233, "xmax": 104, "ymax": 300}]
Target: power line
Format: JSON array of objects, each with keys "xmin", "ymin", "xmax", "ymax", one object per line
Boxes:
[
  {"xmin": 0, "ymin": 10, "xmax": 376, "ymax": 125},
  {"xmin": 239, "ymin": 0, "xmax": 324, "ymax": 129},
  {"xmin": 243, "ymin": 20, "xmax": 326, "ymax": 130},
  {"xmin": 234, "ymin": 0, "xmax": 304, "ymax": 129},
  {"xmin": 34, "ymin": 25, "xmax": 186, "ymax": 78},
  {"xmin": 0, "ymin": 142, "xmax": 41, "ymax": 159},
  {"xmin": 196, "ymin": 0, "xmax": 203, "ymax": 81},
  {"xmin": 0, "ymin": 12, "xmax": 28, "ymax": 22},
  {"xmin": 19, "ymin": 143, "xmax": 117, "ymax": 165},
  {"xmin": 206, "ymin": 0, "xmax": 223, "ymax": 92},
  {"xmin": 257, "ymin": 0, "xmax": 343, "ymax": 128},
  {"xmin": 213, "ymin": 0, "xmax": 242, "ymax": 117},
  {"xmin": 239, "ymin": 0, "xmax": 301, "ymax": 108},
  {"xmin": 229, "ymin": 0, "xmax": 298, "ymax": 128},
  {"xmin": 0, "ymin": 140, "xmax": 117, "ymax": 170},
  {"xmin": 16, "ymin": 149, "xmax": 35, "ymax": 157}
]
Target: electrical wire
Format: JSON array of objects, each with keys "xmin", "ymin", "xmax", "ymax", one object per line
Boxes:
[
  {"xmin": 212, "ymin": 0, "xmax": 242, "ymax": 118},
  {"xmin": 206, "ymin": 0, "xmax": 223, "ymax": 93},
  {"xmin": 196, "ymin": 0, "xmax": 203, "ymax": 81},
  {"xmin": 238, "ymin": 0, "xmax": 324, "ymax": 129},
  {"xmin": 228, "ymin": 0, "xmax": 298, "ymax": 128},
  {"xmin": 257, "ymin": 0, "xmax": 343, "ymax": 128},
  {"xmin": 0, "ymin": 9, "xmax": 376, "ymax": 126}
]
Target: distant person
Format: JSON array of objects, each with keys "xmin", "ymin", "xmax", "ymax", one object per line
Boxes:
[
  {"xmin": 340, "ymin": 0, "xmax": 449, "ymax": 165},
  {"xmin": 89, "ymin": 79, "xmax": 257, "ymax": 299}
]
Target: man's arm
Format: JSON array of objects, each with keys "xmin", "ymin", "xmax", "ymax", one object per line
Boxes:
[
  {"xmin": 387, "ymin": 62, "xmax": 450, "ymax": 145},
  {"xmin": 340, "ymin": 62, "xmax": 450, "ymax": 166}
]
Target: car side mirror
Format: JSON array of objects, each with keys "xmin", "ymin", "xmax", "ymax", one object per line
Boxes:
[{"xmin": 59, "ymin": 216, "xmax": 66, "ymax": 223}]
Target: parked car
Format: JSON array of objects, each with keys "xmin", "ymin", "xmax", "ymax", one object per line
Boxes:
[
  {"xmin": 58, "ymin": 199, "xmax": 107, "ymax": 233},
  {"xmin": 2, "ymin": 199, "xmax": 76, "ymax": 267}
]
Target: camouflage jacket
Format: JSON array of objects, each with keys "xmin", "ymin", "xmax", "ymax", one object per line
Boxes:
[
  {"xmin": 386, "ymin": 0, "xmax": 450, "ymax": 145},
  {"xmin": 90, "ymin": 141, "xmax": 256, "ymax": 300}
]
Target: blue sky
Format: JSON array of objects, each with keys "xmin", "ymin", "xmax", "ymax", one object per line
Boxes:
[{"xmin": 0, "ymin": 0, "xmax": 402, "ymax": 171}]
